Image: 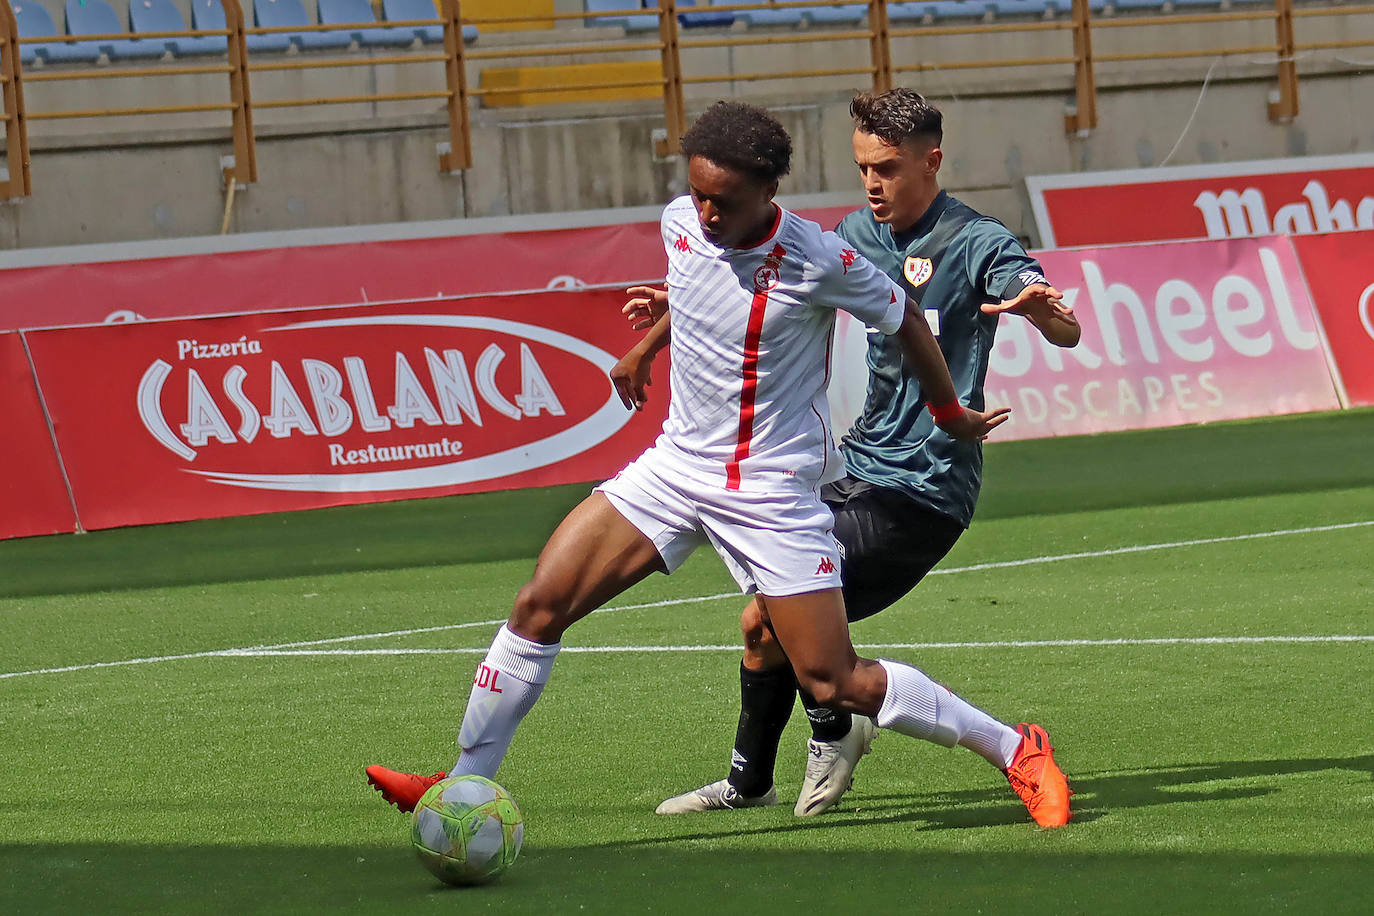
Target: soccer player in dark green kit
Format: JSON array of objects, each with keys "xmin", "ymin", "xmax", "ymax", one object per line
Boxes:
[{"xmin": 618, "ymin": 89, "xmax": 1080, "ymax": 827}]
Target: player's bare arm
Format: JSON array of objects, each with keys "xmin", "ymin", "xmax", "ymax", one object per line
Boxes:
[
  {"xmin": 615, "ymin": 292, "xmax": 673, "ymax": 409},
  {"xmin": 982, "ymin": 283, "xmax": 1081, "ymax": 348},
  {"xmin": 892, "ymin": 295, "xmax": 1011, "ymax": 440}
]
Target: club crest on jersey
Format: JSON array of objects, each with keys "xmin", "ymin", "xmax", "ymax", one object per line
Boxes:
[
  {"xmin": 753, "ymin": 245, "xmax": 785, "ymax": 292},
  {"xmin": 904, "ymin": 257, "xmax": 934, "ymax": 288}
]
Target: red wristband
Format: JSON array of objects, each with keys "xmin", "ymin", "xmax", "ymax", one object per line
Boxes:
[{"xmin": 927, "ymin": 399, "xmax": 963, "ymax": 424}]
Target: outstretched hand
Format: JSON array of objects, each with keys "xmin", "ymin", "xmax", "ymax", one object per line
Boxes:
[
  {"xmin": 981, "ymin": 283, "xmax": 1073, "ymax": 323},
  {"xmin": 623, "ymin": 285, "xmax": 669, "ymax": 331},
  {"xmin": 934, "ymin": 405, "xmax": 1012, "ymax": 442}
]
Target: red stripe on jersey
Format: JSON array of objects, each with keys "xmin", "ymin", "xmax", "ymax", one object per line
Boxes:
[{"xmin": 726, "ymin": 242, "xmax": 786, "ymax": 489}]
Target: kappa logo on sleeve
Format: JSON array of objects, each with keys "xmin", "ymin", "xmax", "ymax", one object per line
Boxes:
[
  {"xmin": 1017, "ymin": 269, "xmax": 1049, "ymax": 287},
  {"xmin": 904, "ymin": 257, "xmax": 934, "ymax": 288},
  {"xmin": 674, "ymin": 235, "xmax": 693, "ymax": 254},
  {"xmin": 839, "ymin": 248, "xmax": 858, "ymax": 274}
]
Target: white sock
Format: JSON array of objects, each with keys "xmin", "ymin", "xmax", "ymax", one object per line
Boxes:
[
  {"xmin": 450, "ymin": 625, "xmax": 560, "ymax": 779},
  {"xmin": 875, "ymin": 658, "xmax": 1022, "ymax": 770}
]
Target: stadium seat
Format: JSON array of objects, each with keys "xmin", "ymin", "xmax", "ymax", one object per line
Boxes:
[
  {"xmin": 584, "ymin": 0, "xmax": 732, "ymax": 29},
  {"xmin": 130, "ymin": 0, "xmax": 225, "ymax": 56},
  {"xmin": 985, "ymin": 0, "xmax": 1054, "ymax": 16},
  {"xmin": 710, "ymin": 0, "xmax": 801, "ymax": 27},
  {"xmin": 584, "ymin": 0, "xmax": 657, "ymax": 31},
  {"xmin": 1106, "ymin": 0, "xmax": 1167, "ymax": 10},
  {"xmin": 191, "ymin": 0, "xmax": 290, "ymax": 52},
  {"xmin": 318, "ymin": 0, "xmax": 411, "ymax": 46},
  {"xmin": 380, "ymin": 0, "xmax": 476, "ymax": 44},
  {"xmin": 803, "ymin": 3, "xmax": 865, "ymax": 25},
  {"xmin": 253, "ymin": 0, "xmax": 351, "ymax": 50},
  {"xmin": 676, "ymin": 0, "xmax": 732, "ymax": 28},
  {"xmin": 10, "ymin": 1, "xmax": 102, "ymax": 62},
  {"xmin": 887, "ymin": 1, "xmax": 927, "ymax": 19},
  {"xmin": 65, "ymin": 0, "xmax": 167, "ymax": 59},
  {"xmin": 890, "ymin": 0, "xmax": 992, "ymax": 20}
]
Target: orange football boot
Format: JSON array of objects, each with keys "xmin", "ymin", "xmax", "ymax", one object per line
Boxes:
[
  {"xmin": 1004, "ymin": 722, "xmax": 1072, "ymax": 828},
  {"xmin": 365, "ymin": 765, "xmax": 445, "ymax": 814}
]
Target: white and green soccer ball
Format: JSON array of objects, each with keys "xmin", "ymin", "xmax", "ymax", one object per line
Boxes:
[{"xmin": 411, "ymin": 774, "xmax": 524, "ymax": 886}]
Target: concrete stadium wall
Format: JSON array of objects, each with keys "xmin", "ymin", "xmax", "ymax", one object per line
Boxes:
[{"xmin": 2, "ymin": 1, "xmax": 1372, "ymax": 247}]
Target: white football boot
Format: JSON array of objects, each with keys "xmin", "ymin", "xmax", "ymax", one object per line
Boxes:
[
  {"xmin": 654, "ymin": 778, "xmax": 778, "ymax": 815},
  {"xmin": 794, "ymin": 715, "xmax": 878, "ymax": 816}
]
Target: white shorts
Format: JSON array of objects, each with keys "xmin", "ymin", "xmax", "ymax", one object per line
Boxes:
[{"xmin": 596, "ymin": 445, "xmax": 843, "ymax": 597}]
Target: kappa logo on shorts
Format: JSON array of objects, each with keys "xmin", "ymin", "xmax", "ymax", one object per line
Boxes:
[
  {"xmin": 816, "ymin": 557, "xmax": 837, "ymax": 575},
  {"xmin": 904, "ymin": 257, "xmax": 934, "ymax": 288}
]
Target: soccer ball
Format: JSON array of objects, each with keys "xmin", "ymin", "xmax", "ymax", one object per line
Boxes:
[{"xmin": 411, "ymin": 774, "xmax": 524, "ymax": 886}]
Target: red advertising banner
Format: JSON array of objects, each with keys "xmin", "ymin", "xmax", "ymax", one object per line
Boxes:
[
  {"xmin": 23, "ymin": 290, "xmax": 668, "ymax": 531},
  {"xmin": 0, "ymin": 333, "xmax": 78, "ymax": 539},
  {"xmin": 1027, "ymin": 154, "xmax": 1374, "ymax": 248},
  {"xmin": 1291, "ymin": 229, "xmax": 1374, "ymax": 407},
  {"xmin": 834, "ymin": 236, "xmax": 1343, "ymax": 441},
  {"xmin": 0, "ymin": 204, "xmax": 852, "ymax": 332}
]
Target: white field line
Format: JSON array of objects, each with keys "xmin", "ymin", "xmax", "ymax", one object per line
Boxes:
[
  {"xmin": 3, "ymin": 519, "xmax": 1371, "ymax": 682},
  {"xmin": 221, "ymin": 634, "xmax": 1374, "ymax": 658}
]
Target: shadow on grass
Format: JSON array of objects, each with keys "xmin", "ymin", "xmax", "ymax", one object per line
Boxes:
[
  {"xmin": 2, "ymin": 842, "xmax": 1372, "ymax": 914},
  {"xmin": 607, "ymin": 754, "xmax": 1374, "ymax": 844},
  {"xmin": 2, "ymin": 757, "xmax": 1371, "ymax": 912}
]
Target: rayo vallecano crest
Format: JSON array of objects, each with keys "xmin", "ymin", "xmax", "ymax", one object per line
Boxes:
[{"xmin": 904, "ymin": 257, "xmax": 934, "ymax": 288}]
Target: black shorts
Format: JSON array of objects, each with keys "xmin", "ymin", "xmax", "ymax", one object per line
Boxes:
[{"xmin": 820, "ymin": 475, "xmax": 965, "ymax": 623}]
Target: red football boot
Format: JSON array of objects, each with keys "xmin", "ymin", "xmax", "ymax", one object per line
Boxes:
[
  {"xmin": 365, "ymin": 765, "xmax": 445, "ymax": 814},
  {"xmin": 1004, "ymin": 723, "xmax": 1073, "ymax": 828}
]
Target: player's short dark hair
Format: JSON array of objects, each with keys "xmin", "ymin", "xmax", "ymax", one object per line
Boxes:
[
  {"xmin": 680, "ymin": 101, "xmax": 792, "ymax": 185},
  {"xmin": 850, "ymin": 88, "xmax": 943, "ymax": 150}
]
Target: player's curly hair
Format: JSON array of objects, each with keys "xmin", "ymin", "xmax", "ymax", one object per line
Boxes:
[
  {"xmin": 680, "ymin": 101, "xmax": 792, "ymax": 184},
  {"xmin": 850, "ymin": 88, "xmax": 943, "ymax": 149}
]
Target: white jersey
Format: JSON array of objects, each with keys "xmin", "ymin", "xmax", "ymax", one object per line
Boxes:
[{"xmin": 655, "ymin": 196, "xmax": 905, "ymax": 491}]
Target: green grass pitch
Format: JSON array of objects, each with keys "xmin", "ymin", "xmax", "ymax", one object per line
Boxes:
[{"xmin": 2, "ymin": 409, "xmax": 1372, "ymax": 914}]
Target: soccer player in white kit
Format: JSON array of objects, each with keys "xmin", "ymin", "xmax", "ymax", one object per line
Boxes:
[{"xmin": 365, "ymin": 101, "xmax": 1008, "ymax": 813}]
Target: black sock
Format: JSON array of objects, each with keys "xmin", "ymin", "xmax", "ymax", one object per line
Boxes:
[
  {"xmin": 799, "ymin": 687, "xmax": 852, "ymax": 743},
  {"xmin": 727, "ymin": 662, "xmax": 797, "ymax": 797}
]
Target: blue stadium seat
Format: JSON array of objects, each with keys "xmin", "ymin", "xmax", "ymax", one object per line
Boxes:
[
  {"xmin": 253, "ymin": 0, "xmax": 351, "ymax": 50},
  {"xmin": 65, "ymin": 0, "xmax": 167, "ymax": 59},
  {"xmin": 887, "ymin": 1, "xmax": 926, "ymax": 19},
  {"xmin": 985, "ymin": 0, "xmax": 1054, "ymax": 15},
  {"xmin": 130, "ymin": 0, "xmax": 225, "ymax": 56},
  {"xmin": 191, "ymin": 0, "xmax": 289, "ymax": 52},
  {"xmin": 891, "ymin": 0, "xmax": 991, "ymax": 20},
  {"xmin": 711, "ymin": 0, "xmax": 801, "ymax": 26},
  {"xmin": 11, "ymin": 1, "xmax": 102, "ymax": 62},
  {"xmin": 677, "ymin": 0, "xmax": 732, "ymax": 28},
  {"xmin": 380, "ymin": 0, "xmax": 474, "ymax": 42},
  {"xmin": 318, "ymin": 0, "xmax": 411, "ymax": 46},
  {"xmin": 584, "ymin": 0, "xmax": 657, "ymax": 31},
  {"xmin": 803, "ymin": 3, "xmax": 865, "ymax": 25}
]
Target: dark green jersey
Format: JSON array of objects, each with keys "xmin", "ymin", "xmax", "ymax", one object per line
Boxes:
[{"xmin": 836, "ymin": 191, "xmax": 1048, "ymax": 527}]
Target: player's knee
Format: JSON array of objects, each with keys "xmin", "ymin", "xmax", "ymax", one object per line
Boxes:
[
  {"xmin": 740, "ymin": 602, "xmax": 768, "ymax": 646},
  {"xmin": 794, "ymin": 663, "xmax": 877, "ymax": 712},
  {"xmin": 509, "ymin": 579, "xmax": 570, "ymax": 642},
  {"xmin": 792, "ymin": 668, "xmax": 843, "ymax": 708}
]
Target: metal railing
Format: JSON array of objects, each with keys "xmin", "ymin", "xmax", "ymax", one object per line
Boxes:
[{"xmin": 0, "ymin": 0, "xmax": 1369, "ymax": 201}]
